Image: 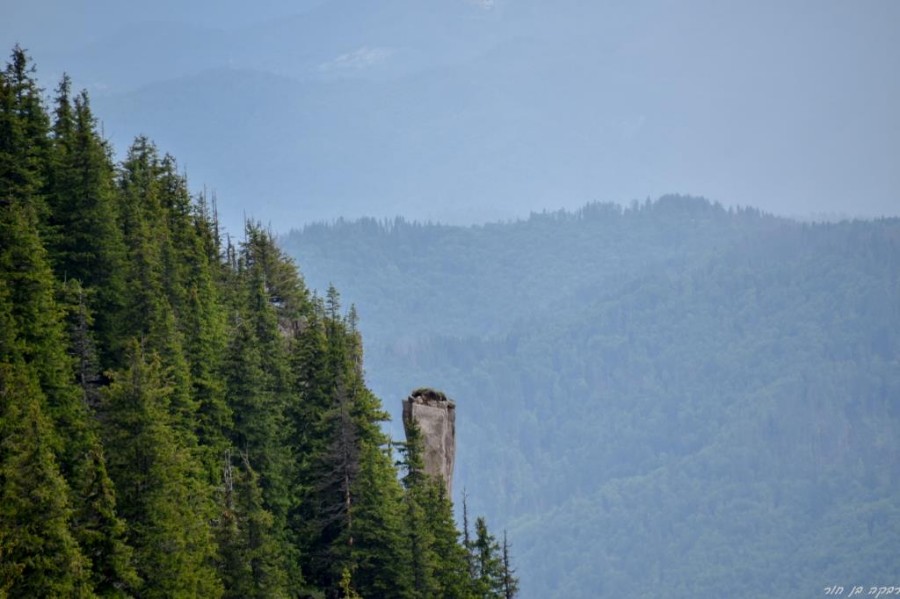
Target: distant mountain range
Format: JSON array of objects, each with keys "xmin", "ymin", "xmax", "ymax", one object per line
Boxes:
[
  {"xmin": 282, "ymin": 198, "xmax": 900, "ymax": 598},
  {"xmin": 6, "ymin": 0, "xmax": 898, "ymax": 234}
]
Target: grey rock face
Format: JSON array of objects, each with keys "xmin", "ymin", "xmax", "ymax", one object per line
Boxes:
[{"xmin": 402, "ymin": 388, "xmax": 456, "ymax": 495}]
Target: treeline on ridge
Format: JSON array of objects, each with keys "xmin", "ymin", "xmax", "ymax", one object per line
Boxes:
[
  {"xmin": 0, "ymin": 46, "xmax": 516, "ymax": 598},
  {"xmin": 283, "ymin": 194, "xmax": 900, "ymax": 598}
]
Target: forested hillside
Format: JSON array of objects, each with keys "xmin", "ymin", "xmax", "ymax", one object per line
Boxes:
[
  {"xmin": 0, "ymin": 47, "xmax": 516, "ymax": 598},
  {"xmin": 283, "ymin": 199, "xmax": 900, "ymax": 598}
]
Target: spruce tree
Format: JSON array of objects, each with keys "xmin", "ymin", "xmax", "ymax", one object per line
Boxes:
[
  {"xmin": 400, "ymin": 421, "xmax": 439, "ymax": 598},
  {"xmin": 0, "ymin": 265, "xmax": 92, "ymax": 596},
  {"xmin": 501, "ymin": 530, "xmax": 519, "ymax": 599},
  {"xmin": 0, "ymin": 46, "xmax": 50, "ymax": 220},
  {"xmin": 222, "ymin": 222, "xmax": 301, "ymax": 591},
  {"xmin": 1, "ymin": 54, "xmax": 138, "ymax": 595},
  {"xmin": 46, "ymin": 82, "xmax": 127, "ymax": 364},
  {"xmin": 349, "ymin": 439, "xmax": 412, "ymax": 598},
  {"xmin": 0, "ymin": 361, "xmax": 93, "ymax": 598},
  {"xmin": 424, "ymin": 482, "xmax": 472, "ymax": 598},
  {"xmin": 0, "ymin": 49, "xmax": 521, "ymax": 599},
  {"xmin": 100, "ymin": 342, "xmax": 222, "ymax": 598},
  {"xmin": 216, "ymin": 450, "xmax": 288, "ymax": 599},
  {"xmin": 400, "ymin": 420, "xmax": 472, "ymax": 598},
  {"xmin": 472, "ymin": 517, "xmax": 505, "ymax": 598}
]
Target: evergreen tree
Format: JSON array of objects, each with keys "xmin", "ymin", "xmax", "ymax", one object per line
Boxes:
[
  {"xmin": 0, "ymin": 361, "xmax": 93, "ymax": 598},
  {"xmin": 424, "ymin": 483, "xmax": 472, "ymax": 598},
  {"xmin": 1, "ymin": 53, "xmax": 138, "ymax": 595},
  {"xmin": 221, "ymin": 314, "xmax": 295, "ymax": 593},
  {"xmin": 302, "ymin": 377, "xmax": 362, "ymax": 593},
  {"xmin": 0, "ymin": 50, "xmax": 518, "ymax": 599},
  {"xmin": 180, "ymin": 196, "xmax": 230, "ymax": 468},
  {"xmin": 116, "ymin": 138, "xmax": 200, "ymax": 436},
  {"xmin": 46, "ymin": 81, "xmax": 127, "ymax": 364},
  {"xmin": 462, "ymin": 490, "xmax": 475, "ymax": 582},
  {"xmin": 400, "ymin": 421, "xmax": 439, "ymax": 598},
  {"xmin": 472, "ymin": 517, "xmax": 504, "ymax": 598},
  {"xmin": 223, "ymin": 222, "xmax": 302, "ymax": 591},
  {"xmin": 0, "ymin": 45, "xmax": 50, "ymax": 219},
  {"xmin": 400, "ymin": 420, "xmax": 472, "ymax": 599},
  {"xmin": 115, "ymin": 137, "xmax": 168, "ymax": 347},
  {"xmin": 501, "ymin": 531, "xmax": 519, "ymax": 599},
  {"xmin": 296, "ymin": 286, "xmax": 416, "ymax": 598},
  {"xmin": 0, "ymin": 265, "xmax": 92, "ymax": 596},
  {"xmin": 100, "ymin": 342, "xmax": 222, "ymax": 598},
  {"xmin": 348, "ymin": 437, "xmax": 413, "ymax": 598},
  {"xmin": 216, "ymin": 450, "xmax": 288, "ymax": 599}
]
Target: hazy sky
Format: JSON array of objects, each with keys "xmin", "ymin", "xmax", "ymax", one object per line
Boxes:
[{"xmin": 4, "ymin": 0, "xmax": 898, "ymax": 231}]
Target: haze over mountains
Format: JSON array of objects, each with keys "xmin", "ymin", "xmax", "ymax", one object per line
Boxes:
[
  {"xmin": 5, "ymin": 2, "xmax": 900, "ymax": 597},
  {"xmin": 283, "ymin": 199, "xmax": 900, "ymax": 598},
  {"xmin": 5, "ymin": 0, "xmax": 899, "ymax": 234}
]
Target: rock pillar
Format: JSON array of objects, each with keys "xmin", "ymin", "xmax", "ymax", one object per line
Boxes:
[{"xmin": 402, "ymin": 388, "xmax": 456, "ymax": 495}]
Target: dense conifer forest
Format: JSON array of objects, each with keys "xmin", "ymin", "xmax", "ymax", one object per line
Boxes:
[
  {"xmin": 284, "ymin": 199, "xmax": 900, "ymax": 598},
  {"xmin": 0, "ymin": 46, "xmax": 517, "ymax": 598}
]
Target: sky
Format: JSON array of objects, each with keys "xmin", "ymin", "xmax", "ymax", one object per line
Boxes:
[{"xmin": 3, "ymin": 0, "xmax": 898, "ymax": 232}]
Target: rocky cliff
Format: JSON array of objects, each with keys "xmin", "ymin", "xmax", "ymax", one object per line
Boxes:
[{"xmin": 402, "ymin": 388, "xmax": 456, "ymax": 495}]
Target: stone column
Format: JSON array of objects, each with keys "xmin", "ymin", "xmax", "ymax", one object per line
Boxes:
[{"xmin": 402, "ymin": 388, "xmax": 456, "ymax": 496}]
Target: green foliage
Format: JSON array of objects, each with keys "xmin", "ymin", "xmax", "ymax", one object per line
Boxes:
[
  {"xmin": 0, "ymin": 361, "xmax": 93, "ymax": 598},
  {"xmin": 101, "ymin": 343, "xmax": 222, "ymax": 598},
  {"xmin": 350, "ymin": 440, "xmax": 413, "ymax": 598},
  {"xmin": 45, "ymin": 81, "xmax": 128, "ymax": 364},
  {"xmin": 472, "ymin": 517, "xmax": 504, "ymax": 598},
  {"xmin": 400, "ymin": 421, "xmax": 479, "ymax": 599},
  {"xmin": 216, "ymin": 450, "xmax": 288, "ymax": 599},
  {"xmin": 0, "ymin": 45, "xmax": 50, "ymax": 217},
  {"xmin": 0, "ymin": 48, "xmax": 506, "ymax": 599}
]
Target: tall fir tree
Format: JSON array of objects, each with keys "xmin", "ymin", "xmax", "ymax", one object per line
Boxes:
[
  {"xmin": 400, "ymin": 420, "xmax": 473, "ymax": 599},
  {"xmin": 400, "ymin": 420, "xmax": 440, "ymax": 598},
  {"xmin": 223, "ymin": 222, "xmax": 303, "ymax": 592},
  {"xmin": 46, "ymin": 80, "xmax": 128, "ymax": 365},
  {"xmin": 216, "ymin": 450, "xmax": 288, "ymax": 599},
  {"xmin": 100, "ymin": 342, "xmax": 222, "ymax": 598},
  {"xmin": 501, "ymin": 530, "xmax": 519, "ymax": 599},
  {"xmin": 348, "ymin": 439, "xmax": 413, "ymax": 599},
  {"xmin": 0, "ymin": 46, "xmax": 50, "ymax": 220},
  {"xmin": 0, "ymin": 360, "xmax": 93, "ymax": 598},
  {"xmin": 472, "ymin": 517, "xmax": 505, "ymax": 599}
]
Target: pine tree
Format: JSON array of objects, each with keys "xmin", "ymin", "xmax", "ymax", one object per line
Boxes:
[
  {"xmin": 0, "ymin": 46, "xmax": 50, "ymax": 219},
  {"xmin": 216, "ymin": 450, "xmax": 288, "ymax": 598},
  {"xmin": 472, "ymin": 517, "xmax": 505, "ymax": 598},
  {"xmin": 349, "ymin": 437, "xmax": 414, "ymax": 598},
  {"xmin": 501, "ymin": 531, "xmax": 519, "ymax": 599},
  {"xmin": 100, "ymin": 342, "xmax": 222, "ymax": 598},
  {"xmin": 1, "ymin": 54, "xmax": 138, "ymax": 595},
  {"xmin": 400, "ymin": 420, "xmax": 473, "ymax": 598},
  {"xmin": 0, "ymin": 359, "xmax": 92, "ymax": 597},
  {"xmin": 46, "ymin": 81, "xmax": 127, "ymax": 365},
  {"xmin": 400, "ymin": 420, "xmax": 439, "ymax": 598},
  {"xmin": 222, "ymin": 222, "xmax": 302, "ymax": 591}
]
